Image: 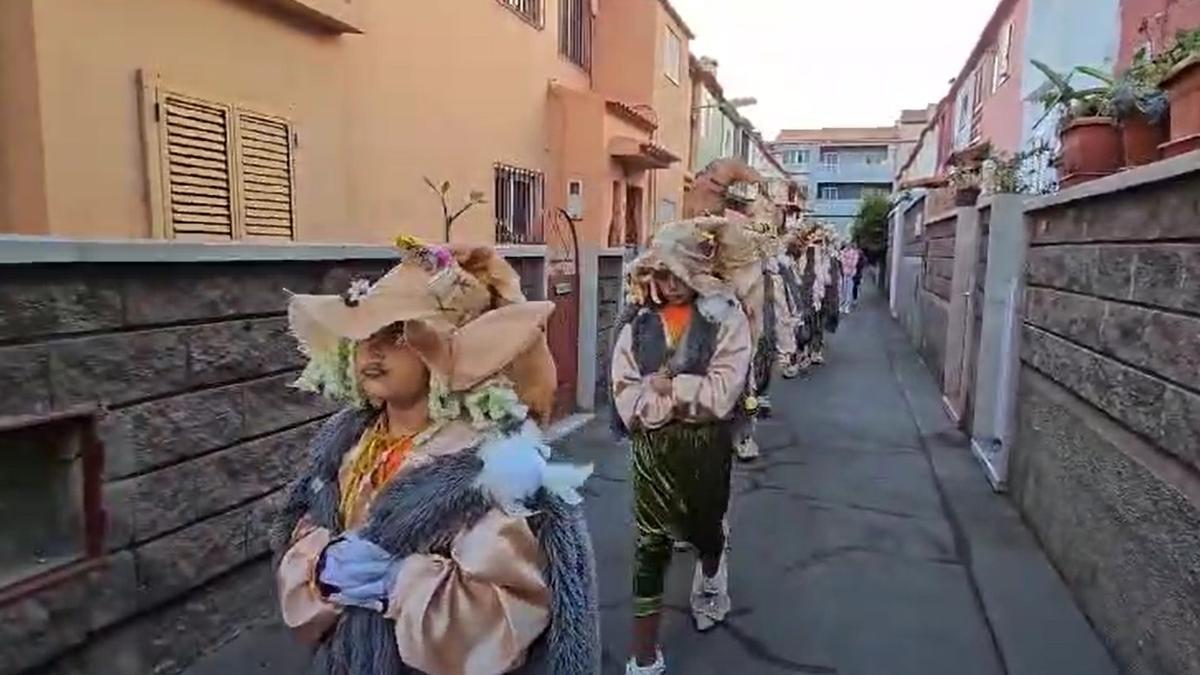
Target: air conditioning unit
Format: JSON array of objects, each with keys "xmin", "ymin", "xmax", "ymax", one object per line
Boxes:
[{"xmin": 566, "ymin": 180, "xmax": 584, "ymax": 219}]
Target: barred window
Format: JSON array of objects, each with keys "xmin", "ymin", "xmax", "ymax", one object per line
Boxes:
[
  {"xmin": 494, "ymin": 164, "xmax": 544, "ymax": 244},
  {"xmin": 498, "ymin": 0, "xmax": 543, "ymax": 27},
  {"xmin": 559, "ymin": 0, "xmax": 592, "ymax": 71}
]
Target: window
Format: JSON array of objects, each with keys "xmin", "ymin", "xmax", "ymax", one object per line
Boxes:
[
  {"xmin": 953, "ymin": 83, "xmax": 974, "ymax": 149},
  {"xmin": 663, "ymin": 27, "xmax": 682, "ymax": 84},
  {"xmin": 864, "ymin": 149, "xmax": 889, "ymax": 166},
  {"xmin": 559, "ymin": 0, "xmax": 591, "ymax": 70},
  {"xmin": 994, "ymin": 22, "xmax": 1014, "ymax": 89},
  {"xmin": 498, "ymin": 0, "xmax": 543, "ymax": 27},
  {"xmin": 0, "ymin": 412, "xmax": 103, "ymax": 593},
  {"xmin": 656, "ymin": 198, "xmax": 677, "ymax": 224},
  {"xmin": 821, "ymin": 151, "xmax": 839, "ymax": 171},
  {"xmin": 788, "ymin": 149, "xmax": 810, "ymax": 165},
  {"xmin": 494, "ymin": 164, "xmax": 544, "ymax": 244},
  {"xmin": 144, "ymin": 79, "xmax": 297, "ymax": 241},
  {"xmin": 723, "ymin": 128, "xmax": 734, "ymax": 156},
  {"xmin": 819, "ymin": 185, "xmax": 840, "ymax": 201}
]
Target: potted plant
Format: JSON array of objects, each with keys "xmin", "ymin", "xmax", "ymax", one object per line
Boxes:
[
  {"xmin": 949, "ymin": 166, "xmax": 982, "ymax": 206},
  {"xmin": 1156, "ymin": 29, "xmax": 1200, "ymax": 157},
  {"xmin": 947, "ymin": 141, "xmax": 989, "ymax": 205},
  {"xmin": 1086, "ymin": 62, "xmax": 1168, "ymax": 166},
  {"xmin": 1032, "ymin": 60, "xmax": 1121, "ymax": 187}
]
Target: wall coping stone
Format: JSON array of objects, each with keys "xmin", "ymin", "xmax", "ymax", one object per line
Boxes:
[
  {"xmin": 494, "ymin": 244, "xmax": 548, "ymax": 258},
  {"xmin": 1026, "ymin": 149, "xmax": 1200, "ymax": 214},
  {"xmin": 0, "ymin": 236, "xmax": 400, "ymax": 265},
  {"xmin": 0, "ymin": 238, "xmax": 553, "ymax": 265}
]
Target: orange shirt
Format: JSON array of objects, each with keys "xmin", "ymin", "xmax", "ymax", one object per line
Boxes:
[{"xmin": 659, "ymin": 304, "xmax": 693, "ymax": 348}]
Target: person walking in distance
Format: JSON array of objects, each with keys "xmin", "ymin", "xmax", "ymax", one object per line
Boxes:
[
  {"xmin": 611, "ymin": 218, "xmax": 753, "ymax": 675},
  {"xmin": 839, "ymin": 244, "xmax": 861, "ymax": 314}
]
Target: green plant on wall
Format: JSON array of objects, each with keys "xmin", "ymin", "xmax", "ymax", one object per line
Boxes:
[
  {"xmin": 852, "ymin": 192, "xmax": 890, "ymax": 263},
  {"xmin": 1031, "ymin": 60, "xmax": 1113, "ymax": 128}
]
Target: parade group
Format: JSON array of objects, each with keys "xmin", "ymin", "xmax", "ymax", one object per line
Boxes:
[{"xmin": 270, "ymin": 206, "xmax": 867, "ymax": 674}]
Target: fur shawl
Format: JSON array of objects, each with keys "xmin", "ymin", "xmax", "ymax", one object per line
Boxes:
[{"xmin": 272, "ymin": 409, "xmax": 601, "ymax": 675}]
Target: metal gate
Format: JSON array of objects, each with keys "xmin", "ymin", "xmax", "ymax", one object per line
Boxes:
[{"xmin": 545, "ymin": 209, "xmax": 580, "ymax": 420}]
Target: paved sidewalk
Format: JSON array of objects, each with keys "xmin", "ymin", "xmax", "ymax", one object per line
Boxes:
[{"xmin": 185, "ymin": 289, "xmax": 1119, "ymax": 675}]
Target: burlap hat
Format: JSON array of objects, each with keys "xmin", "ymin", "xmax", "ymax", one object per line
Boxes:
[{"xmin": 288, "ymin": 237, "xmax": 556, "ymax": 422}]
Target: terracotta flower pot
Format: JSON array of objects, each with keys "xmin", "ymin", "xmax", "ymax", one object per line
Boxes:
[
  {"xmin": 954, "ymin": 186, "xmax": 981, "ymax": 206},
  {"xmin": 1121, "ymin": 113, "xmax": 1166, "ymax": 167},
  {"xmin": 1059, "ymin": 117, "xmax": 1121, "ymax": 187},
  {"xmin": 1160, "ymin": 56, "xmax": 1200, "ymax": 158}
]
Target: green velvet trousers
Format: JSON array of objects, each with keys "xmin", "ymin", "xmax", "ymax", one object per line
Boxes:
[{"xmin": 631, "ymin": 422, "xmax": 733, "ymax": 617}]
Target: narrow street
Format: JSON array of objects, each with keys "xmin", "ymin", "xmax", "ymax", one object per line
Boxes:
[
  {"xmin": 184, "ymin": 287, "xmax": 1118, "ymax": 675},
  {"xmin": 567, "ymin": 284, "xmax": 1118, "ymax": 675}
]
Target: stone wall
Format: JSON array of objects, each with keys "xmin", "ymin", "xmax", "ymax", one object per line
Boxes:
[
  {"xmin": 1011, "ymin": 158, "xmax": 1200, "ymax": 675},
  {"xmin": 0, "ymin": 243, "xmax": 398, "ymax": 675}
]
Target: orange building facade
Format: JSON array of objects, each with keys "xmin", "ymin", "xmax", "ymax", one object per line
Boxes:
[{"xmin": 0, "ymin": 0, "xmax": 692, "ymax": 252}]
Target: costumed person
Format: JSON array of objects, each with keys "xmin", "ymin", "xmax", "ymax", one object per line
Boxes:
[
  {"xmin": 821, "ymin": 233, "xmax": 842, "ymax": 348},
  {"xmin": 610, "ymin": 218, "xmax": 753, "ymax": 675},
  {"xmin": 839, "ymin": 245, "xmax": 861, "ymax": 314},
  {"xmin": 787, "ymin": 226, "xmax": 828, "ymax": 371},
  {"xmin": 729, "ymin": 220, "xmax": 796, "ymax": 459},
  {"xmin": 272, "ymin": 237, "xmax": 600, "ymax": 675},
  {"xmin": 776, "ymin": 229, "xmax": 807, "ymax": 380}
]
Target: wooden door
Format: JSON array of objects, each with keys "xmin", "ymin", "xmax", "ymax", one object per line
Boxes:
[{"xmin": 545, "ymin": 209, "xmax": 580, "ymax": 419}]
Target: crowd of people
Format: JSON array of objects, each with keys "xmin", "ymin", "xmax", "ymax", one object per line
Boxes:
[
  {"xmin": 266, "ymin": 220, "xmax": 865, "ymax": 675},
  {"xmin": 613, "ymin": 217, "xmax": 864, "ymax": 674}
]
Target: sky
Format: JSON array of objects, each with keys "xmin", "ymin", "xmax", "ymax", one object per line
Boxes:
[{"xmin": 669, "ymin": 0, "xmax": 1001, "ymax": 138}]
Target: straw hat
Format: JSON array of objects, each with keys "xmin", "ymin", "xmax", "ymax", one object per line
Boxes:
[{"xmin": 288, "ymin": 237, "xmax": 557, "ymax": 422}]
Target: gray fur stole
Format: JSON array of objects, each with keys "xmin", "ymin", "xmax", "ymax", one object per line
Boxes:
[{"xmin": 272, "ymin": 409, "xmax": 601, "ymax": 675}]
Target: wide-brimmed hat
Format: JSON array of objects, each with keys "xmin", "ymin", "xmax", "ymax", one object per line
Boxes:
[
  {"xmin": 625, "ymin": 216, "xmax": 764, "ymax": 300},
  {"xmin": 288, "ymin": 237, "xmax": 556, "ymax": 421},
  {"xmin": 289, "ymin": 239, "xmax": 524, "ymax": 356}
]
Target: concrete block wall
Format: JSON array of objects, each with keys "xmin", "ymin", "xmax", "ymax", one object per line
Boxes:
[
  {"xmin": 0, "ymin": 242, "xmax": 396, "ymax": 675},
  {"xmin": 918, "ymin": 212, "xmax": 955, "ymax": 383},
  {"xmin": 593, "ymin": 255, "xmax": 625, "ymax": 406},
  {"xmin": 1011, "ymin": 156, "xmax": 1200, "ymax": 675}
]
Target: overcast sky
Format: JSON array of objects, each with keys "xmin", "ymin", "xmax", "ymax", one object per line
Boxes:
[{"xmin": 670, "ymin": 0, "xmax": 1001, "ymax": 138}]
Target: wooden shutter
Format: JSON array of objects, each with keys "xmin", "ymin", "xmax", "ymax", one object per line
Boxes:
[
  {"xmin": 160, "ymin": 94, "xmax": 237, "ymax": 237},
  {"xmin": 235, "ymin": 111, "xmax": 296, "ymax": 238}
]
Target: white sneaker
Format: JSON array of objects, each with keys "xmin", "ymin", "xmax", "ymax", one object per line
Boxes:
[
  {"xmin": 812, "ymin": 352, "xmax": 825, "ymax": 365},
  {"xmin": 734, "ymin": 436, "xmax": 760, "ymax": 461},
  {"xmin": 690, "ymin": 555, "xmax": 730, "ymax": 632},
  {"xmin": 626, "ymin": 649, "xmax": 666, "ymax": 674},
  {"xmin": 673, "ymin": 540, "xmax": 693, "ymax": 552}
]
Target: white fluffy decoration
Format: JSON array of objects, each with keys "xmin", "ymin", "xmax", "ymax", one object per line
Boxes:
[
  {"xmin": 697, "ymin": 293, "xmax": 737, "ymax": 322},
  {"xmin": 476, "ymin": 421, "xmax": 593, "ymax": 515}
]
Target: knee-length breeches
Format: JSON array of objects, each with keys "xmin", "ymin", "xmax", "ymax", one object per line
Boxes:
[{"xmin": 631, "ymin": 423, "xmax": 733, "ymax": 617}]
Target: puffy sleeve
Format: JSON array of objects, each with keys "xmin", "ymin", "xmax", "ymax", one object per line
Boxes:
[
  {"xmin": 671, "ymin": 307, "xmax": 753, "ymax": 422},
  {"xmin": 610, "ymin": 321, "xmax": 673, "ymax": 430},
  {"xmin": 771, "ymin": 273, "xmax": 798, "ymax": 359},
  {"xmin": 276, "ymin": 519, "xmax": 342, "ymax": 644},
  {"xmin": 384, "ymin": 510, "xmax": 551, "ymax": 675}
]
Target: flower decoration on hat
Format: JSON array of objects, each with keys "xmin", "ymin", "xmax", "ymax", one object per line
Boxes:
[{"xmin": 341, "ymin": 278, "xmax": 373, "ymax": 308}]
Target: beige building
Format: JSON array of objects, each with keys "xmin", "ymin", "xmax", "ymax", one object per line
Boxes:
[{"xmin": 0, "ymin": 0, "xmax": 693, "ymax": 250}]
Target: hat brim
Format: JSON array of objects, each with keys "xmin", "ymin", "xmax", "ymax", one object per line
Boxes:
[{"xmin": 288, "ymin": 264, "xmax": 442, "ymax": 355}]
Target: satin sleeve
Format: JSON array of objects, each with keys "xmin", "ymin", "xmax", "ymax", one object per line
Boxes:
[
  {"xmin": 671, "ymin": 307, "xmax": 753, "ymax": 422},
  {"xmin": 276, "ymin": 519, "xmax": 342, "ymax": 644},
  {"xmin": 771, "ymin": 273, "xmax": 798, "ymax": 358},
  {"xmin": 384, "ymin": 510, "xmax": 551, "ymax": 675},
  {"xmin": 610, "ymin": 322, "xmax": 674, "ymax": 430}
]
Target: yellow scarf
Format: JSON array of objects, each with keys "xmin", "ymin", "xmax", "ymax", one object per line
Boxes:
[{"xmin": 338, "ymin": 416, "xmax": 418, "ymax": 526}]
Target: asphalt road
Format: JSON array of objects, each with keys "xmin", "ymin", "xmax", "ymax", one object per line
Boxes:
[{"xmin": 185, "ymin": 288, "xmax": 1118, "ymax": 675}]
